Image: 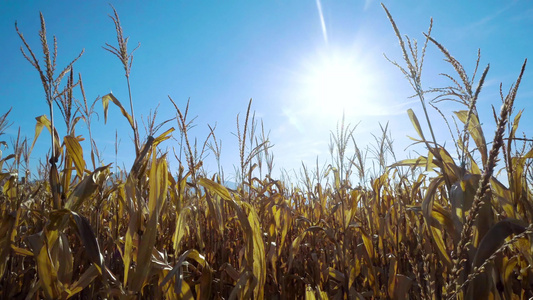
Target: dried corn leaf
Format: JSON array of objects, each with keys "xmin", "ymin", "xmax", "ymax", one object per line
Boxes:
[
  {"xmin": 472, "ymin": 219, "xmax": 526, "ymax": 268},
  {"xmin": 407, "ymin": 109, "xmax": 426, "ymax": 141},
  {"xmin": 455, "ymin": 110, "xmax": 488, "ymax": 165},
  {"xmin": 198, "ymin": 177, "xmax": 232, "ymax": 200},
  {"xmin": 242, "ymin": 202, "xmax": 266, "ymax": 300},
  {"xmin": 31, "ymin": 115, "xmax": 61, "ymax": 158},
  {"xmin": 70, "ymin": 211, "xmax": 104, "ymax": 273},
  {"xmin": 27, "ymin": 232, "xmax": 60, "ymax": 299},
  {"xmin": 160, "ymin": 249, "xmax": 211, "ymax": 298},
  {"xmin": 228, "ymin": 270, "xmax": 254, "ymax": 300},
  {"xmin": 0, "ymin": 212, "xmax": 16, "ymax": 281},
  {"xmin": 64, "ymin": 135, "xmax": 85, "ymax": 178},
  {"xmin": 387, "ymin": 255, "xmax": 397, "ymax": 298},
  {"xmin": 65, "ymin": 264, "xmax": 99, "ymax": 299},
  {"xmin": 65, "ymin": 164, "xmax": 110, "ymax": 211},
  {"xmin": 102, "ymin": 93, "xmax": 134, "ymax": 129},
  {"xmin": 173, "ymin": 207, "xmax": 193, "ymax": 255}
]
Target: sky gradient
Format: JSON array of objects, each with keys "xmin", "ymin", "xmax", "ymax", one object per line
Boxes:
[{"xmin": 1, "ymin": 1, "xmax": 532, "ymax": 182}]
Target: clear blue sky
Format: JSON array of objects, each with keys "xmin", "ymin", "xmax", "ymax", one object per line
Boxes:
[{"xmin": 1, "ymin": 1, "xmax": 532, "ymax": 182}]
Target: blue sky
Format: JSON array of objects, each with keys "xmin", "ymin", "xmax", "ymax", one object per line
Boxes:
[{"xmin": 1, "ymin": 1, "xmax": 532, "ymax": 182}]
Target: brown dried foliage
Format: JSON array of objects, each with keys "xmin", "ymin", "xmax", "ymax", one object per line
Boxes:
[{"xmin": 0, "ymin": 5, "xmax": 532, "ymax": 300}]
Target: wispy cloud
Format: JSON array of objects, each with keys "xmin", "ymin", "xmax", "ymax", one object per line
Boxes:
[
  {"xmin": 461, "ymin": 3, "xmax": 515, "ymax": 36},
  {"xmin": 315, "ymin": 0, "xmax": 328, "ymax": 45},
  {"xmin": 364, "ymin": 0, "xmax": 375, "ymax": 11}
]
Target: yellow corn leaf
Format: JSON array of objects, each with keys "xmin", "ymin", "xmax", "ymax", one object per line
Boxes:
[
  {"xmin": 430, "ymin": 226, "xmax": 452, "ymax": 268},
  {"xmin": 344, "ymin": 199, "xmax": 357, "ymax": 230},
  {"xmin": 130, "ymin": 209, "xmax": 159, "ymax": 292},
  {"xmin": 159, "ymin": 269, "xmax": 178, "ymax": 300},
  {"xmin": 431, "ymin": 204, "xmax": 455, "ymax": 239},
  {"xmin": 0, "ymin": 169, "xmax": 14, "ymax": 183},
  {"xmin": 64, "ymin": 135, "xmax": 85, "ymax": 178},
  {"xmin": 27, "ymin": 232, "xmax": 60, "ymax": 299},
  {"xmin": 2, "ymin": 174, "xmax": 17, "ymax": 200},
  {"xmin": 102, "ymin": 93, "xmax": 134, "ymax": 129},
  {"xmin": 455, "ymin": 110, "xmax": 488, "ymax": 165},
  {"xmin": 148, "ymin": 151, "xmax": 168, "ymax": 217},
  {"xmin": 65, "ymin": 164, "xmax": 111, "ymax": 212},
  {"xmin": 280, "ymin": 207, "xmax": 291, "ymax": 258},
  {"xmin": 421, "ymin": 176, "xmax": 452, "ymax": 267},
  {"xmin": 179, "ymin": 281, "xmax": 195, "ymax": 300},
  {"xmin": 242, "ymin": 202, "xmax": 266, "ymax": 300},
  {"xmin": 502, "ymin": 256, "xmax": 518, "ymax": 299},
  {"xmin": 361, "ymin": 231, "xmax": 374, "ymax": 260},
  {"xmin": 173, "ymin": 207, "xmax": 192, "ymax": 255},
  {"xmin": 123, "ymin": 223, "xmax": 134, "ymax": 286},
  {"xmin": 204, "ymin": 192, "xmax": 224, "ymax": 236},
  {"xmin": 387, "ymin": 255, "xmax": 397, "ymax": 298},
  {"xmin": 426, "ymin": 149, "xmax": 434, "ymax": 172},
  {"xmin": 65, "ymin": 264, "xmax": 99, "ymax": 299},
  {"xmin": 198, "ymin": 177, "xmax": 232, "ymax": 200},
  {"xmin": 316, "ymin": 287, "xmax": 328, "ymax": 300},
  {"xmin": 438, "ymin": 147, "xmax": 460, "ymax": 181},
  {"xmin": 222, "ymin": 200, "xmax": 262, "ymax": 297},
  {"xmin": 11, "ymin": 245, "xmax": 33, "ymax": 256},
  {"xmin": 508, "ymin": 110, "xmax": 523, "ymax": 149},
  {"xmin": 508, "ymin": 146, "xmax": 533, "ymax": 202},
  {"xmin": 160, "ymin": 249, "xmax": 211, "ymax": 299},
  {"xmin": 153, "ymin": 127, "xmax": 175, "ymax": 147},
  {"xmin": 288, "ymin": 230, "xmax": 307, "ymax": 272},
  {"xmin": 305, "ymin": 285, "xmax": 316, "ymax": 300},
  {"xmin": 348, "ymin": 265, "xmax": 357, "ymax": 290},
  {"xmin": 122, "ymin": 172, "xmax": 142, "ymax": 287},
  {"xmin": 407, "ymin": 108, "xmax": 426, "ymax": 141},
  {"xmin": 63, "ymin": 153, "xmax": 73, "ymax": 201},
  {"xmin": 328, "ymin": 267, "xmax": 344, "ymax": 282},
  {"xmin": 30, "ymin": 115, "xmax": 50, "ymax": 152},
  {"xmin": 390, "ymin": 156, "xmax": 438, "ymax": 170}
]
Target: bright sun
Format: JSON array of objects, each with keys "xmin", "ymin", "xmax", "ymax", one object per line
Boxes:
[{"xmin": 297, "ymin": 50, "xmax": 378, "ymax": 120}]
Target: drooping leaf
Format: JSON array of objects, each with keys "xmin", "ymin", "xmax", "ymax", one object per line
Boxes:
[
  {"xmin": 407, "ymin": 109, "xmax": 426, "ymax": 141},
  {"xmin": 64, "ymin": 164, "xmax": 111, "ymax": 212},
  {"xmin": 455, "ymin": 110, "xmax": 488, "ymax": 166},
  {"xmin": 102, "ymin": 93, "xmax": 134, "ymax": 129},
  {"xmin": 198, "ymin": 177, "xmax": 233, "ymax": 200},
  {"xmin": 153, "ymin": 127, "xmax": 175, "ymax": 147},
  {"xmin": 472, "ymin": 219, "xmax": 526, "ymax": 268},
  {"xmin": 64, "ymin": 135, "xmax": 85, "ymax": 178},
  {"xmin": 70, "ymin": 211, "xmax": 104, "ymax": 273}
]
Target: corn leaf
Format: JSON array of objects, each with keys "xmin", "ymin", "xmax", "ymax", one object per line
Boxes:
[
  {"xmin": 407, "ymin": 109, "xmax": 426, "ymax": 141},
  {"xmin": 102, "ymin": 93, "xmax": 134, "ymax": 129},
  {"xmin": 64, "ymin": 135, "xmax": 85, "ymax": 178}
]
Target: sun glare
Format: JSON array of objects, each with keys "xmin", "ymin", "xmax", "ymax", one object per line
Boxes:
[{"xmin": 297, "ymin": 50, "xmax": 379, "ymax": 120}]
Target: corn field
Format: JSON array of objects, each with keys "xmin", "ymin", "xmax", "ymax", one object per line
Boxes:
[{"xmin": 1, "ymin": 4, "xmax": 532, "ymax": 299}]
